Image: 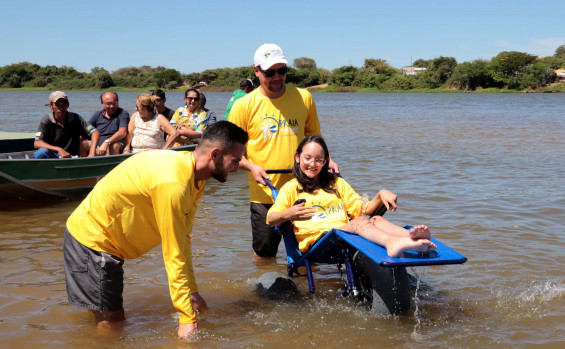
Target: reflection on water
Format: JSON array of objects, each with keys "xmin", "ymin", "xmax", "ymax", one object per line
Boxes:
[{"xmin": 0, "ymin": 92, "xmax": 564, "ymax": 347}]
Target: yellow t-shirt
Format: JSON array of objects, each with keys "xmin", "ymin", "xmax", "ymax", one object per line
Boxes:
[
  {"xmin": 66, "ymin": 150, "xmax": 205, "ymax": 324},
  {"xmin": 227, "ymin": 86, "xmax": 321, "ymax": 203},
  {"xmin": 267, "ymin": 177, "xmax": 367, "ymax": 252}
]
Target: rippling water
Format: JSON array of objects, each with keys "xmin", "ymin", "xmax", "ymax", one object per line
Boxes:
[{"xmin": 0, "ymin": 91, "xmax": 564, "ymax": 347}]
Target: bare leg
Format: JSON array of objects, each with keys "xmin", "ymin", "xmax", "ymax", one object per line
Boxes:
[
  {"xmin": 110, "ymin": 142, "xmax": 123, "ymax": 155},
  {"xmin": 340, "ymin": 217, "xmax": 436, "ymax": 257},
  {"xmin": 369, "ymin": 216, "xmax": 430, "ymax": 239},
  {"xmin": 79, "ymin": 139, "xmax": 90, "ymax": 157}
]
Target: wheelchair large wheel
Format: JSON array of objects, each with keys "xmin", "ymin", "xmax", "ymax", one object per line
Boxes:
[{"xmin": 352, "ymin": 251, "xmax": 411, "ymax": 315}]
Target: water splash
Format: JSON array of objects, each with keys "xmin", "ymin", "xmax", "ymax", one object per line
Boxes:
[
  {"xmin": 494, "ymin": 278, "xmax": 565, "ymax": 319},
  {"xmin": 410, "ymin": 267, "xmax": 422, "ymax": 339}
]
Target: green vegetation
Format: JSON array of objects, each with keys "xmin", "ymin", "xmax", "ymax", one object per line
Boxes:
[{"xmin": 2, "ymin": 46, "xmax": 564, "ymax": 92}]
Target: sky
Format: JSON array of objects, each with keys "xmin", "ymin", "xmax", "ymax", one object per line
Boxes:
[{"xmin": 1, "ymin": 0, "xmax": 564, "ymax": 74}]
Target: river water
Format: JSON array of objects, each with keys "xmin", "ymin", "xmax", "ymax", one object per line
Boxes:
[{"xmin": 0, "ymin": 91, "xmax": 564, "ymax": 348}]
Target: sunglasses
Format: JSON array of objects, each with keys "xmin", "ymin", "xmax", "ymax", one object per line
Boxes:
[
  {"xmin": 185, "ymin": 96, "xmax": 199, "ymax": 102},
  {"xmin": 258, "ymin": 66, "xmax": 288, "ymax": 78}
]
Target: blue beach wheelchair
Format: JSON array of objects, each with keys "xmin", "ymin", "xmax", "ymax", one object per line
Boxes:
[{"xmin": 264, "ymin": 170, "xmax": 467, "ymax": 314}]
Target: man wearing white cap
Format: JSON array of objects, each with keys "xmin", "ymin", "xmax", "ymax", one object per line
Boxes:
[
  {"xmin": 34, "ymin": 91, "xmax": 99, "ymax": 158},
  {"xmin": 228, "ymin": 43, "xmax": 339, "ymax": 258}
]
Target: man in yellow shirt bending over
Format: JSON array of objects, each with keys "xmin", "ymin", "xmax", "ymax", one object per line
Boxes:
[{"xmin": 63, "ymin": 121, "xmax": 247, "ymax": 340}]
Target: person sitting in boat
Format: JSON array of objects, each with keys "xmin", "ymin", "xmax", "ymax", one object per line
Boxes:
[
  {"xmin": 266, "ymin": 135, "xmax": 437, "ymax": 258},
  {"xmin": 123, "ymin": 93, "xmax": 178, "ymax": 154},
  {"xmin": 223, "ymin": 79, "xmax": 254, "ymax": 120},
  {"xmin": 34, "ymin": 91, "xmax": 100, "ymax": 159},
  {"xmin": 151, "ymin": 89, "xmax": 175, "ymax": 121},
  {"xmin": 171, "ymin": 88, "xmax": 210, "ymax": 146},
  {"xmin": 198, "ymin": 93, "xmax": 217, "ymax": 127},
  {"xmin": 88, "ymin": 92, "xmax": 130, "ymax": 156}
]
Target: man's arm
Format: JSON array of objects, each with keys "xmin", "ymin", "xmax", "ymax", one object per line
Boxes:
[
  {"xmin": 239, "ymin": 156, "xmax": 269, "ymax": 185},
  {"xmin": 151, "ymin": 182, "xmax": 203, "ymax": 332},
  {"xmin": 97, "ymin": 128, "xmax": 127, "ymax": 155},
  {"xmin": 34, "ymin": 140, "xmax": 70, "ymax": 158},
  {"xmin": 88, "ymin": 130, "xmax": 100, "ymax": 157},
  {"xmin": 77, "ymin": 115, "xmax": 98, "ymax": 157}
]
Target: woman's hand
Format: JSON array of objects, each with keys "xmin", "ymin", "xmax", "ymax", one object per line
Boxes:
[
  {"xmin": 286, "ymin": 203, "xmax": 317, "ymax": 221},
  {"xmin": 377, "ymin": 190, "xmax": 398, "ymax": 212},
  {"xmin": 267, "ymin": 202, "xmax": 316, "ymax": 226}
]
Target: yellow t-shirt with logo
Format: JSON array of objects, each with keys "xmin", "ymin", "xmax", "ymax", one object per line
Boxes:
[
  {"xmin": 267, "ymin": 177, "xmax": 367, "ymax": 252},
  {"xmin": 66, "ymin": 150, "xmax": 205, "ymax": 324},
  {"xmin": 228, "ymin": 86, "xmax": 321, "ymax": 203}
]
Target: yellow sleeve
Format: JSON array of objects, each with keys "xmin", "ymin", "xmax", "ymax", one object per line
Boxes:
[
  {"xmin": 150, "ymin": 181, "xmax": 198, "ymax": 324},
  {"xmin": 266, "ymin": 181, "xmax": 297, "ymax": 224},
  {"xmin": 172, "ymin": 108, "xmax": 181, "ymax": 125},
  {"xmin": 303, "ymin": 91, "xmax": 321, "ymax": 137},
  {"xmin": 339, "ymin": 178, "xmax": 366, "ymax": 219},
  {"xmin": 226, "ymin": 98, "xmax": 248, "ymax": 131}
]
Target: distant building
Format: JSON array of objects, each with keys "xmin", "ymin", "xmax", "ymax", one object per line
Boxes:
[
  {"xmin": 556, "ymin": 69, "xmax": 565, "ymax": 81},
  {"xmin": 192, "ymin": 81, "xmax": 208, "ymax": 89},
  {"xmin": 402, "ymin": 66, "xmax": 427, "ymax": 75}
]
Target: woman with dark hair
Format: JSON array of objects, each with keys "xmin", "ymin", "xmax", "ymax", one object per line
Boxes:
[
  {"xmin": 266, "ymin": 135, "xmax": 437, "ymax": 257},
  {"xmin": 171, "ymin": 88, "xmax": 210, "ymax": 145}
]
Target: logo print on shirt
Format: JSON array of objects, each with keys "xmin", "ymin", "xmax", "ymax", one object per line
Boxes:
[{"xmin": 260, "ymin": 116, "xmax": 279, "ymax": 140}]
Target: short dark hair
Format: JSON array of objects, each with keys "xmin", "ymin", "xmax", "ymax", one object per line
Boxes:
[
  {"xmin": 152, "ymin": 89, "xmax": 166, "ymax": 99},
  {"xmin": 199, "ymin": 92, "xmax": 207, "ymax": 107},
  {"xmin": 184, "ymin": 88, "xmax": 200, "ymax": 99},
  {"xmin": 199, "ymin": 121, "xmax": 248, "ymax": 151},
  {"xmin": 240, "ymin": 79, "xmax": 254, "ymax": 89},
  {"xmin": 100, "ymin": 91, "xmax": 119, "ymax": 103}
]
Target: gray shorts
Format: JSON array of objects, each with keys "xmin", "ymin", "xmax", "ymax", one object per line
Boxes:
[{"xmin": 63, "ymin": 228, "xmax": 124, "ymax": 311}]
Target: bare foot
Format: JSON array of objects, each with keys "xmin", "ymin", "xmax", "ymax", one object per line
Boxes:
[
  {"xmin": 409, "ymin": 225, "xmax": 431, "ymax": 240},
  {"xmin": 95, "ymin": 320, "xmax": 123, "ymax": 338},
  {"xmin": 253, "ymin": 252, "xmax": 276, "ymax": 261},
  {"xmin": 386, "ymin": 237, "xmax": 437, "ymax": 258}
]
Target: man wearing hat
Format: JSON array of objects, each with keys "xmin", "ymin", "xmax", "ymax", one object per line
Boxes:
[
  {"xmin": 228, "ymin": 43, "xmax": 339, "ymax": 258},
  {"xmin": 34, "ymin": 91, "xmax": 99, "ymax": 158}
]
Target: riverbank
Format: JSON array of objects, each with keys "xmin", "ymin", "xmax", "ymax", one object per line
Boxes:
[{"xmin": 2, "ymin": 82, "xmax": 564, "ymax": 93}]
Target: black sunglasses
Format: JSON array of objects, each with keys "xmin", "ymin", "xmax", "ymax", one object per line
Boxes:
[{"xmin": 258, "ymin": 66, "xmax": 288, "ymax": 78}]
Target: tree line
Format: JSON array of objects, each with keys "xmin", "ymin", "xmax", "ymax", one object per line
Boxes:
[{"xmin": 1, "ymin": 46, "xmax": 564, "ymax": 91}]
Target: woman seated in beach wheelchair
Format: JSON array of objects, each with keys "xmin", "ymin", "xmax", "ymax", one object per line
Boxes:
[{"xmin": 266, "ymin": 135, "xmax": 437, "ymax": 259}]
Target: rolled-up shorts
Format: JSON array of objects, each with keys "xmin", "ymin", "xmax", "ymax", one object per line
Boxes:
[{"xmin": 63, "ymin": 228, "xmax": 124, "ymax": 311}]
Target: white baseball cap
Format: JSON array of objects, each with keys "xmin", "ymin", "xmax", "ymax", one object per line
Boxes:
[
  {"xmin": 254, "ymin": 43, "xmax": 288, "ymax": 70},
  {"xmin": 49, "ymin": 91, "xmax": 68, "ymax": 103}
]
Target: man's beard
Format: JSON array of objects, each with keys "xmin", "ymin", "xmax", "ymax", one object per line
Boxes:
[{"xmin": 211, "ymin": 157, "xmax": 228, "ymax": 183}]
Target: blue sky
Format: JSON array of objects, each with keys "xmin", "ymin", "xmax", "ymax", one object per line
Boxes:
[{"xmin": 1, "ymin": 0, "xmax": 563, "ymax": 74}]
